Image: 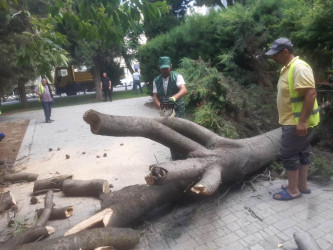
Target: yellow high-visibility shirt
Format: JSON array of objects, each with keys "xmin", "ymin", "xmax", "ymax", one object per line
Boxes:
[{"xmin": 277, "ymin": 56, "xmax": 316, "ymax": 125}]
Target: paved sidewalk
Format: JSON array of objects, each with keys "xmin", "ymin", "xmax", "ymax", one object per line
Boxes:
[
  {"xmin": 1, "ymin": 96, "xmax": 332, "ymax": 249},
  {"xmin": 135, "ymin": 179, "xmax": 333, "ymax": 250}
]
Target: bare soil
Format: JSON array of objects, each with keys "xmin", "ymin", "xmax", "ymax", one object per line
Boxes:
[{"xmin": 0, "ymin": 120, "xmax": 29, "ymax": 168}]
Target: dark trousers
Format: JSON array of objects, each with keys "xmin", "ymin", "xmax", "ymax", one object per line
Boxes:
[
  {"xmin": 42, "ymin": 102, "xmax": 52, "ymax": 122},
  {"xmin": 103, "ymin": 89, "xmax": 112, "ymax": 101},
  {"xmin": 133, "ymin": 80, "xmax": 142, "ymax": 94}
]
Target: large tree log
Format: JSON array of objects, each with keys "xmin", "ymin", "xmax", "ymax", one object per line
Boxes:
[
  {"xmin": 0, "ymin": 191, "xmax": 16, "ymax": 213},
  {"xmin": 33, "ymin": 175, "xmax": 72, "ymax": 195},
  {"xmin": 4, "ymin": 172, "xmax": 38, "ymax": 183},
  {"xmin": 16, "ymin": 227, "xmax": 141, "ymax": 250},
  {"xmin": 36, "ymin": 206, "xmax": 74, "ymax": 220},
  {"xmin": 62, "ymin": 179, "xmax": 110, "ymax": 197},
  {"xmin": 83, "ymin": 110, "xmax": 281, "ymax": 196}
]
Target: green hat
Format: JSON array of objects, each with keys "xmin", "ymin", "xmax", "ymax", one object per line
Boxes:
[{"xmin": 159, "ymin": 56, "xmax": 171, "ymax": 69}]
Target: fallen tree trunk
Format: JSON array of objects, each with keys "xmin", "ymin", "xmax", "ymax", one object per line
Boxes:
[
  {"xmin": 33, "ymin": 175, "xmax": 72, "ymax": 195},
  {"xmin": 0, "ymin": 191, "xmax": 16, "ymax": 213},
  {"xmin": 4, "ymin": 172, "xmax": 38, "ymax": 183},
  {"xmin": 2, "ymin": 191, "xmax": 54, "ymax": 250},
  {"xmin": 62, "ymin": 179, "xmax": 110, "ymax": 197},
  {"xmin": 83, "ymin": 110, "xmax": 281, "ymax": 196},
  {"xmin": 36, "ymin": 206, "xmax": 73, "ymax": 220},
  {"xmin": 64, "ymin": 208, "xmax": 112, "ymax": 236},
  {"xmin": 16, "ymin": 227, "xmax": 140, "ymax": 250}
]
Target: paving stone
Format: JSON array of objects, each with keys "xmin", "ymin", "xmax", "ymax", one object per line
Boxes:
[
  {"xmin": 222, "ymin": 214, "xmax": 238, "ymax": 224},
  {"xmin": 214, "ymin": 232, "xmax": 240, "ymax": 246},
  {"xmin": 226, "ymin": 221, "xmax": 241, "ymax": 231},
  {"xmin": 250, "ymin": 243, "xmax": 265, "ymax": 250},
  {"xmin": 308, "ymin": 227, "xmax": 326, "ymax": 239},
  {"xmin": 223, "ymin": 241, "xmax": 247, "ymax": 250},
  {"xmin": 243, "ymin": 234, "xmax": 260, "ymax": 245},
  {"xmin": 324, "ymin": 233, "xmax": 333, "ymax": 245},
  {"xmin": 235, "ymin": 229, "xmax": 247, "ymax": 238},
  {"xmin": 198, "ymin": 223, "xmax": 216, "ymax": 234},
  {"xmin": 317, "ymin": 238, "xmax": 332, "ymax": 250},
  {"xmin": 317, "ymin": 219, "xmax": 333, "ymax": 233},
  {"xmin": 273, "ymin": 218, "xmax": 297, "ymax": 231}
]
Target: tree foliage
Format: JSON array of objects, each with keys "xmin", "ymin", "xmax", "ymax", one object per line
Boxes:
[{"xmin": 0, "ymin": 0, "xmax": 68, "ymax": 107}]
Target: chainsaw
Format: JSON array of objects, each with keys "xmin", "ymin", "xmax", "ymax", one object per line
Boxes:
[{"xmin": 159, "ymin": 97, "xmax": 178, "ymax": 117}]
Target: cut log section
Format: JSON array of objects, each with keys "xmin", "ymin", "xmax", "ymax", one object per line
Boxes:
[
  {"xmin": 1, "ymin": 226, "xmax": 54, "ymax": 250},
  {"xmin": 64, "ymin": 208, "xmax": 112, "ymax": 236},
  {"xmin": 4, "ymin": 173, "xmax": 38, "ymax": 183},
  {"xmin": 0, "ymin": 191, "xmax": 16, "ymax": 213},
  {"xmin": 35, "ymin": 190, "xmax": 54, "ymax": 227},
  {"xmin": 33, "ymin": 175, "xmax": 73, "ymax": 195},
  {"xmin": 36, "ymin": 206, "xmax": 73, "ymax": 220},
  {"xmin": 16, "ymin": 227, "xmax": 140, "ymax": 250},
  {"xmin": 62, "ymin": 179, "xmax": 110, "ymax": 197}
]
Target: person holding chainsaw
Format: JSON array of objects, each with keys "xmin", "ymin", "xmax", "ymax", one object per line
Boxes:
[{"xmin": 153, "ymin": 56, "xmax": 187, "ymax": 118}]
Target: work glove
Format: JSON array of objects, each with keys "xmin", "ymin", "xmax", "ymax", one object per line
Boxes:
[{"xmin": 169, "ymin": 96, "xmax": 176, "ymax": 103}]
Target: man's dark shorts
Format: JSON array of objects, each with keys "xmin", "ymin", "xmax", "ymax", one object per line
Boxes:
[{"xmin": 279, "ymin": 125, "xmax": 312, "ymax": 171}]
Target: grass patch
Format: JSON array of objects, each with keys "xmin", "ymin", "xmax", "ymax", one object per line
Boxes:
[{"xmin": 1, "ymin": 87, "xmax": 149, "ymax": 114}]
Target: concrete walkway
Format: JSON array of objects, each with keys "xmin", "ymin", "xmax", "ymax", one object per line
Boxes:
[{"xmin": 1, "ymin": 96, "xmax": 332, "ymax": 249}]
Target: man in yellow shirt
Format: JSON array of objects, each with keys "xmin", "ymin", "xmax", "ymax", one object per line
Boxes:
[{"xmin": 266, "ymin": 38, "xmax": 319, "ymax": 200}]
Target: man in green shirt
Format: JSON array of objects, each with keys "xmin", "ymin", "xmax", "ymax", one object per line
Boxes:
[{"xmin": 153, "ymin": 56, "xmax": 187, "ymax": 118}]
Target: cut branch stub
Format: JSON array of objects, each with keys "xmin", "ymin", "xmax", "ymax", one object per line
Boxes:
[
  {"xmin": 145, "ymin": 159, "xmax": 208, "ymax": 186},
  {"xmin": 62, "ymin": 179, "xmax": 110, "ymax": 197},
  {"xmin": 36, "ymin": 206, "xmax": 74, "ymax": 220},
  {"xmin": 33, "ymin": 175, "xmax": 73, "ymax": 195}
]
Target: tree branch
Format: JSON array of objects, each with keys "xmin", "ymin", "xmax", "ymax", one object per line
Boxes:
[{"xmin": 83, "ymin": 109, "xmax": 210, "ymax": 155}]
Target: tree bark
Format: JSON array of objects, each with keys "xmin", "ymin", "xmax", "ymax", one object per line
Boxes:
[
  {"xmin": 62, "ymin": 179, "xmax": 110, "ymax": 197},
  {"xmin": 1, "ymin": 226, "xmax": 54, "ymax": 250},
  {"xmin": 36, "ymin": 206, "xmax": 73, "ymax": 220},
  {"xmin": 33, "ymin": 175, "xmax": 72, "ymax": 195},
  {"xmin": 35, "ymin": 190, "xmax": 54, "ymax": 227},
  {"xmin": 16, "ymin": 227, "xmax": 141, "ymax": 250},
  {"xmin": 18, "ymin": 80, "xmax": 28, "ymax": 109},
  {"xmin": 0, "ymin": 191, "xmax": 16, "ymax": 213},
  {"xmin": 83, "ymin": 110, "xmax": 281, "ymax": 196},
  {"xmin": 93, "ymin": 56, "xmax": 103, "ymax": 100},
  {"xmin": 100, "ymin": 183, "xmax": 186, "ymax": 227},
  {"xmin": 4, "ymin": 172, "xmax": 38, "ymax": 183}
]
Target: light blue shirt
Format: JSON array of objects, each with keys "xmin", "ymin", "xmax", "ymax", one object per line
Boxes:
[{"xmin": 132, "ymin": 72, "xmax": 140, "ymax": 81}]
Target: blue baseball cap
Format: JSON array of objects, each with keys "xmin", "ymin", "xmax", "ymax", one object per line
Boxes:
[{"xmin": 265, "ymin": 38, "xmax": 293, "ymax": 56}]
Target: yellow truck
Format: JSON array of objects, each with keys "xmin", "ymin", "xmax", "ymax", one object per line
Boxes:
[{"xmin": 54, "ymin": 66, "xmax": 95, "ymax": 96}]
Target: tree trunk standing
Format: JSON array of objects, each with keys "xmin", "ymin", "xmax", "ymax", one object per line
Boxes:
[
  {"xmin": 18, "ymin": 80, "xmax": 28, "ymax": 108},
  {"xmin": 83, "ymin": 110, "xmax": 281, "ymax": 196},
  {"xmin": 93, "ymin": 56, "xmax": 103, "ymax": 100},
  {"xmin": 121, "ymin": 48, "xmax": 134, "ymax": 74}
]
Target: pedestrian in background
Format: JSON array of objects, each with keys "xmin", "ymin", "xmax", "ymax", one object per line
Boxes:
[
  {"xmin": 34, "ymin": 77, "xmax": 54, "ymax": 123},
  {"xmin": 266, "ymin": 38, "xmax": 320, "ymax": 201},
  {"xmin": 100, "ymin": 72, "xmax": 112, "ymax": 102},
  {"xmin": 132, "ymin": 69, "xmax": 143, "ymax": 94}
]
